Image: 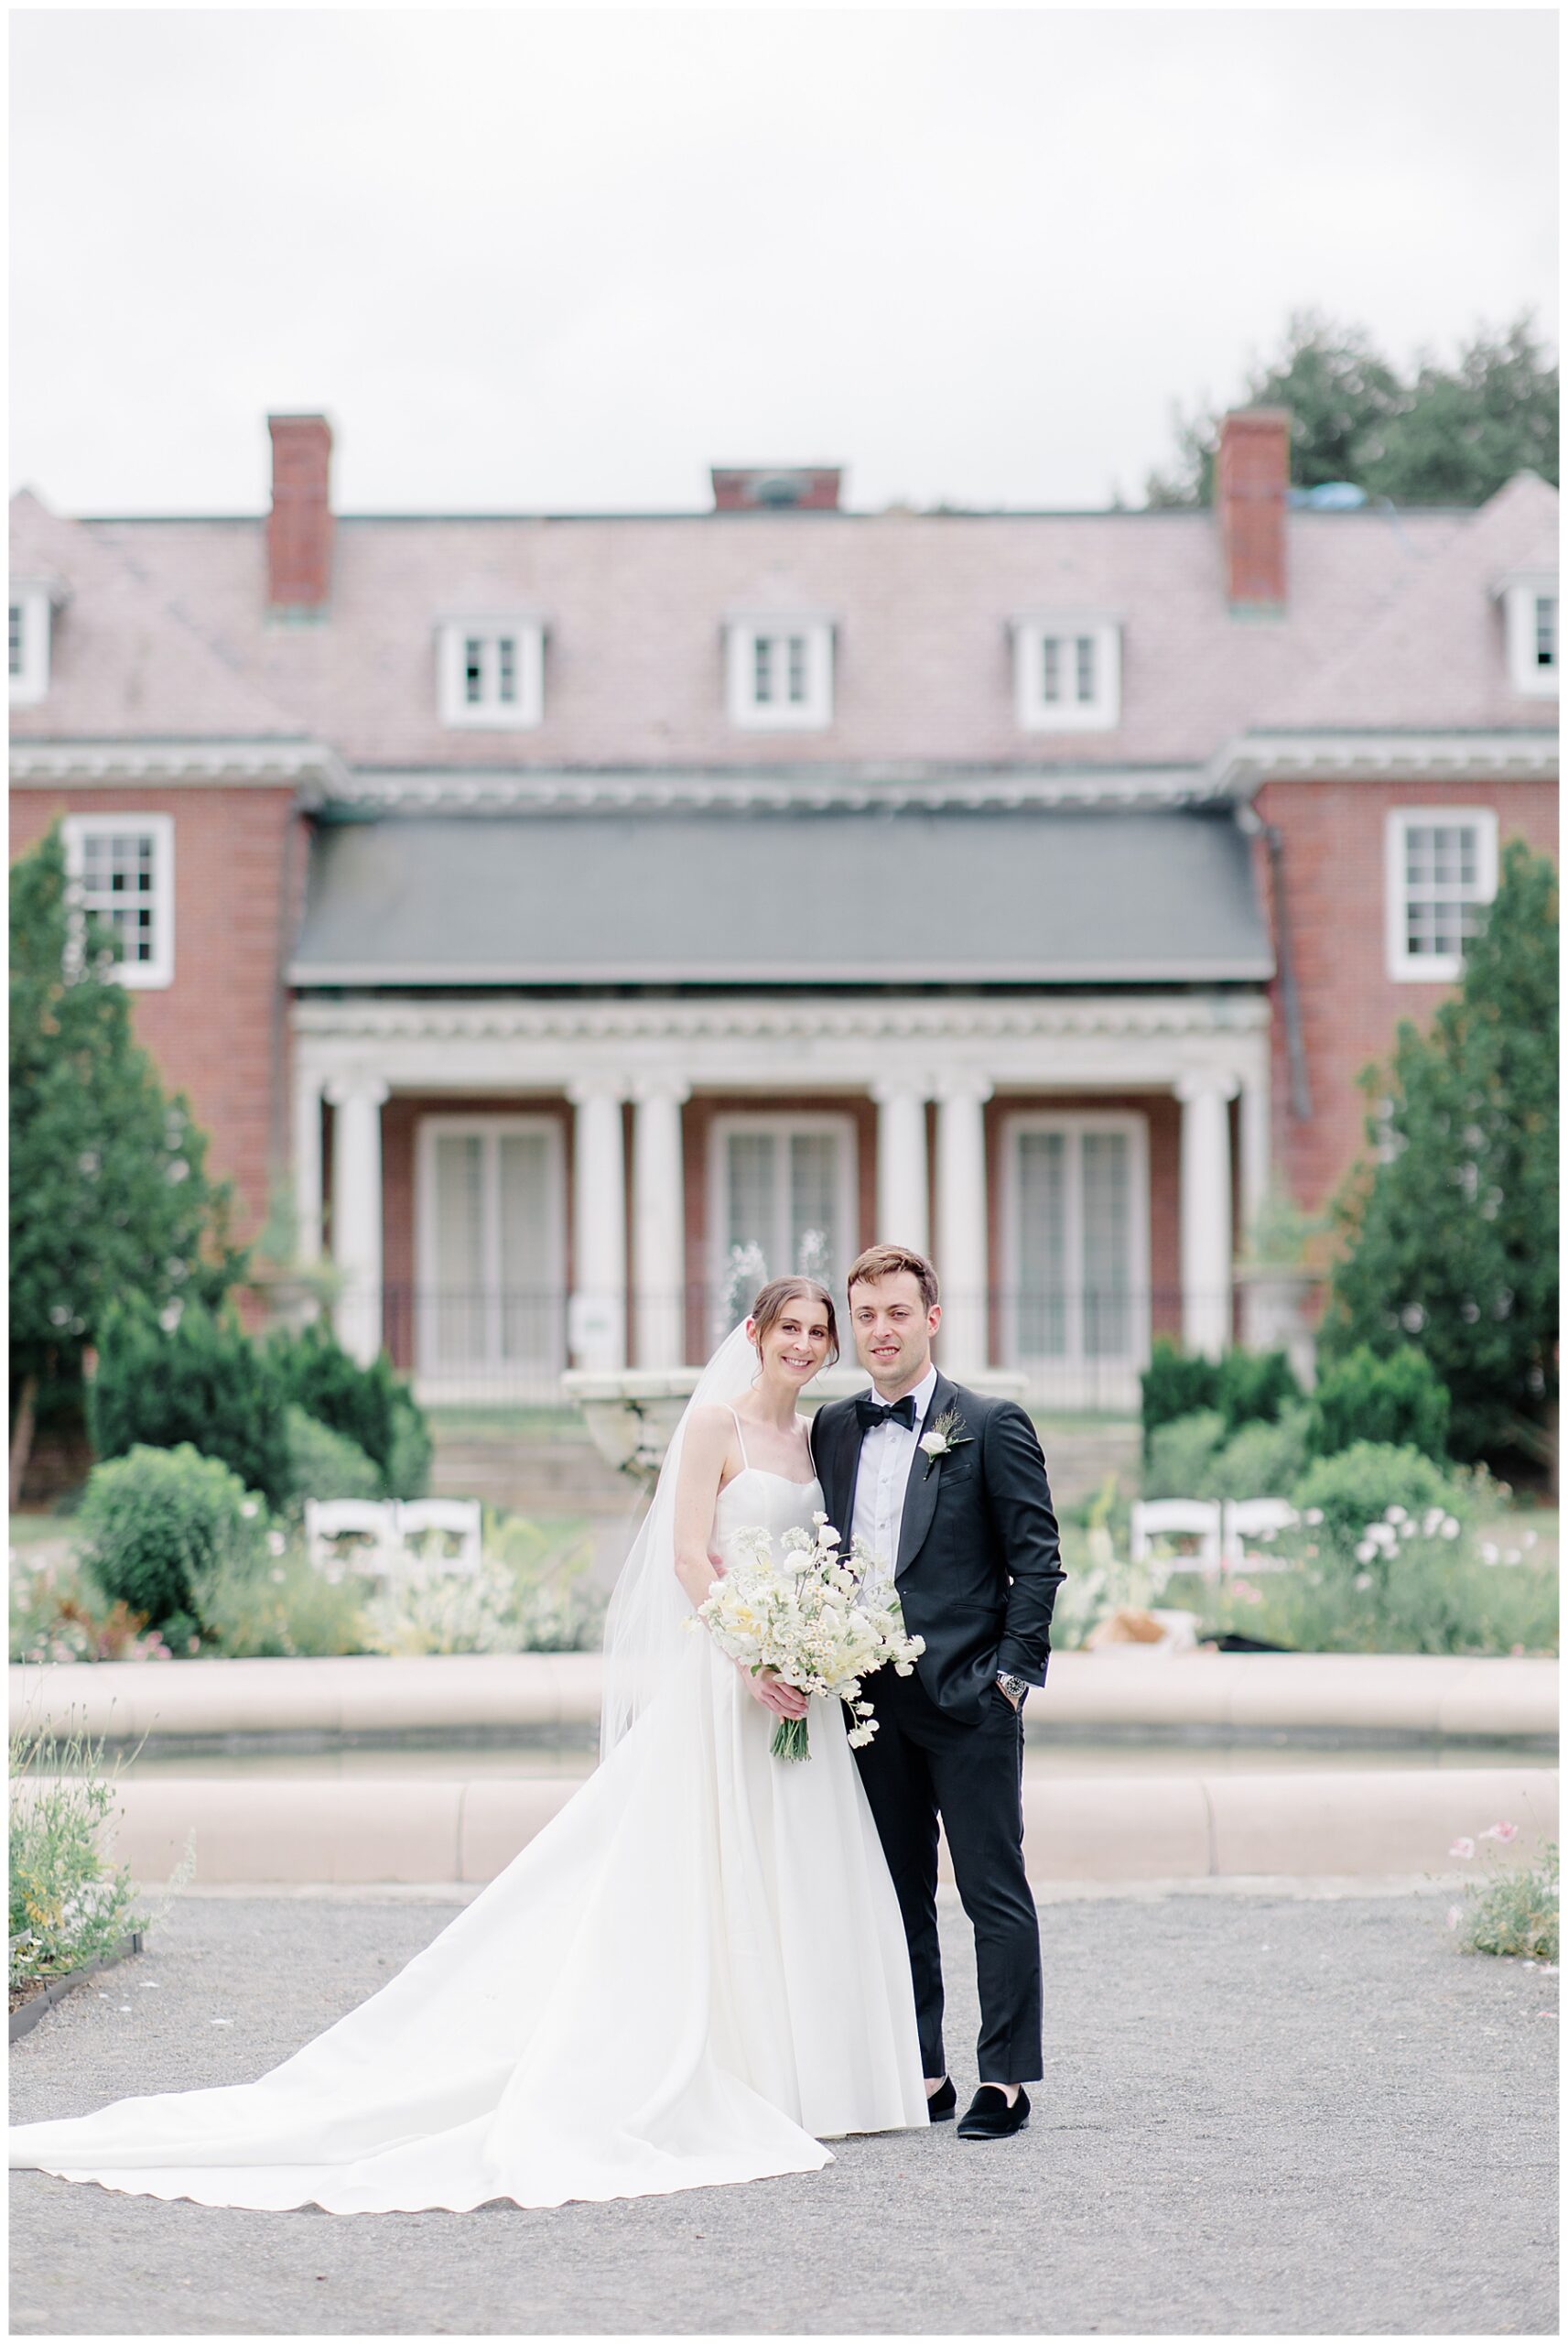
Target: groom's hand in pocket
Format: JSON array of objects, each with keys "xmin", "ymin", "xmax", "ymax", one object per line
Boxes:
[{"xmin": 742, "ymin": 1665, "xmax": 809, "ymax": 1720}]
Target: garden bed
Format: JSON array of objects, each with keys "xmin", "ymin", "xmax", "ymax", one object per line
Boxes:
[{"xmin": 9, "ymin": 1929, "xmax": 144, "ymax": 2041}]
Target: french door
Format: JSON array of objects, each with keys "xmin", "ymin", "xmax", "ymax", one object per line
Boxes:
[
  {"xmin": 1003, "ymin": 1113, "xmax": 1149, "ymax": 1402},
  {"xmin": 416, "ymin": 1116, "xmax": 566, "ymax": 1387},
  {"xmin": 708, "ymin": 1114, "xmax": 857, "ymax": 1334}
]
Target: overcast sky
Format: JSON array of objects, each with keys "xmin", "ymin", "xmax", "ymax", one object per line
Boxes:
[{"xmin": 10, "ymin": 7, "xmax": 1558, "ymax": 515}]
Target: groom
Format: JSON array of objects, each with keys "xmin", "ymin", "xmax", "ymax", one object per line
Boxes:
[{"xmin": 811, "ymin": 1243, "xmax": 1065, "ymax": 2142}]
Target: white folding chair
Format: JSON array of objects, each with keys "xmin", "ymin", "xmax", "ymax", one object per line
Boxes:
[
  {"xmin": 1223, "ymin": 1498, "xmax": 1300, "ymax": 1576},
  {"xmin": 1130, "ymin": 1500, "xmax": 1224, "ymax": 1589},
  {"xmin": 303, "ymin": 1498, "xmax": 400, "ymax": 1577},
  {"xmin": 394, "ymin": 1499, "xmax": 483, "ymax": 1575}
]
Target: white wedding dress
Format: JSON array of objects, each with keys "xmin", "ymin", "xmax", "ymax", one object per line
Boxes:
[{"xmin": 9, "ymin": 1460, "xmax": 928, "ymax": 2213}]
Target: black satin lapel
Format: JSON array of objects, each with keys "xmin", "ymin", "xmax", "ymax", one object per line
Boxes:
[
  {"xmin": 828, "ymin": 1407, "xmax": 866, "ymax": 1541},
  {"xmin": 894, "ymin": 1373, "xmax": 955, "ymax": 1579}
]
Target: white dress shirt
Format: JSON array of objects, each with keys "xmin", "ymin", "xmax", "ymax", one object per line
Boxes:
[{"xmin": 850, "ymin": 1362, "xmax": 940, "ymax": 1605}]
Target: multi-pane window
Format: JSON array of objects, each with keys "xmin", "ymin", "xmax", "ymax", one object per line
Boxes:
[
  {"xmin": 1385, "ymin": 808, "xmax": 1498, "ymax": 983},
  {"xmin": 1004, "ymin": 1115, "xmax": 1148, "ymax": 1398},
  {"xmin": 711, "ymin": 1115, "xmax": 854, "ymax": 1329},
  {"xmin": 1500, "ymin": 576, "xmax": 1559, "ymax": 698},
  {"xmin": 1015, "ymin": 617, "xmax": 1120, "ymax": 731},
  {"xmin": 417, "ymin": 1118, "xmax": 565, "ymax": 1384},
  {"xmin": 60, "ymin": 815, "xmax": 174, "ymax": 989},
  {"xmin": 727, "ymin": 621, "xmax": 832, "ymax": 729},
  {"xmin": 8, "ymin": 583, "xmax": 49, "ymax": 705},
  {"xmin": 438, "ymin": 619, "xmax": 543, "ymax": 728}
]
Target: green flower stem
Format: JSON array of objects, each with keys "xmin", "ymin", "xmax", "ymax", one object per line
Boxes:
[{"xmin": 771, "ymin": 1714, "xmax": 812, "ymax": 1762}]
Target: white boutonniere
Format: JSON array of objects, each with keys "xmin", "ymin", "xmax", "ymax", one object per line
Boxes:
[{"xmin": 919, "ymin": 1408, "xmax": 973, "ymax": 1478}]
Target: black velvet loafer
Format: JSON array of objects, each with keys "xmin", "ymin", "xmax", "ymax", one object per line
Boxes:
[
  {"xmin": 925, "ymin": 2076, "xmax": 957, "ymax": 2122},
  {"xmin": 956, "ymin": 2084, "xmax": 1030, "ymax": 2140}
]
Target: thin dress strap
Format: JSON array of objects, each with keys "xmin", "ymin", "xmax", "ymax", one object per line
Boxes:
[{"xmin": 727, "ymin": 1407, "xmax": 750, "ymax": 1470}]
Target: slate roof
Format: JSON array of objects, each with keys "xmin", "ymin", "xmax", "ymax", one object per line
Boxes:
[
  {"xmin": 287, "ymin": 806, "xmax": 1273, "ymax": 986},
  {"xmin": 8, "ymin": 490, "xmax": 306, "ymax": 743},
  {"xmin": 77, "ymin": 499, "xmax": 1502, "ymax": 772}
]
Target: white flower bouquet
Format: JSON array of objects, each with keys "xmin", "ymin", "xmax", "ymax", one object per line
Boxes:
[{"xmin": 696, "ymin": 1511, "xmax": 925, "ymax": 1761}]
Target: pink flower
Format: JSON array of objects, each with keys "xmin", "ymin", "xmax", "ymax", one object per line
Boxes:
[
  {"xmin": 1450, "ymin": 1838, "xmax": 1476, "ymax": 1860},
  {"xmin": 1480, "ymin": 1821, "xmax": 1519, "ymax": 1843}
]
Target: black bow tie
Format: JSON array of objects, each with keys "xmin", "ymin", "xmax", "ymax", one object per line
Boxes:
[{"xmin": 856, "ymin": 1393, "xmax": 918, "ymax": 1433}]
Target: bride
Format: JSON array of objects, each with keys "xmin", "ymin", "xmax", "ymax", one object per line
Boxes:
[{"xmin": 8, "ymin": 1277, "xmax": 928, "ymax": 2212}]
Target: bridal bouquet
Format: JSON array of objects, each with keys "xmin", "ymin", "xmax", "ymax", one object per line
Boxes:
[{"xmin": 696, "ymin": 1513, "xmax": 925, "ymax": 1761}]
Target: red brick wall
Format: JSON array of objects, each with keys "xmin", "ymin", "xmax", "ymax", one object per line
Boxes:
[
  {"xmin": 1257, "ymin": 778, "xmax": 1558, "ymax": 1212},
  {"xmin": 9, "ymin": 787, "xmax": 307, "ymax": 1253}
]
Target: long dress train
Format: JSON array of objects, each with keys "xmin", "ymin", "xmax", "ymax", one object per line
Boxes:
[{"xmin": 8, "ymin": 1466, "xmax": 928, "ymax": 2212}]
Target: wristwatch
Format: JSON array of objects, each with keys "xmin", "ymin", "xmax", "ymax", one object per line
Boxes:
[{"xmin": 996, "ymin": 1672, "xmax": 1029, "ymax": 1709}]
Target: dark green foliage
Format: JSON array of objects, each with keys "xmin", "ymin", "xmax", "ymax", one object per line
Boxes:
[
  {"xmin": 1307, "ymin": 1345, "xmax": 1452, "ymax": 1463},
  {"xmin": 267, "ymin": 1319, "xmax": 431, "ymax": 1500},
  {"xmin": 1321, "ymin": 841, "xmax": 1558, "ymax": 1465},
  {"xmin": 89, "ymin": 1295, "xmax": 292, "ymax": 1510},
  {"xmin": 1214, "ymin": 1348, "xmax": 1303, "ymax": 1435},
  {"xmin": 77, "ymin": 1442, "xmax": 268, "ymax": 1633},
  {"xmin": 1146, "ymin": 309, "xmax": 1557, "ymax": 506},
  {"xmin": 283, "ymin": 1405, "xmax": 382, "ymax": 1503},
  {"xmin": 10, "ymin": 825, "xmax": 245, "ymax": 1391},
  {"xmin": 1140, "ymin": 1340, "xmax": 1219, "ymax": 1456}
]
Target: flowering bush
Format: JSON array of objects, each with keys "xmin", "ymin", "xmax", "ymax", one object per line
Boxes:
[
  {"xmin": 360, "ymin": 1554, "xmax": 524, "ymax": 1657},
  {"xmin": 192, "ymin": 1540, "xmax": 369, "ymax": 1659},
  {"xmin": 9, "ymin": 1721, "xmax": 148, "ymax": 1990},
  {"xmin": 9, "ymin": 1545, "xmax": 173, "ymax": 1666},
  {"xmin": 1288, "ymin": 1441, "xmax": 1480, "ymax": 1557},
  {"xmin": 1446, "ymin": 1827, "xmax": 1558, "ymax": 1962}
]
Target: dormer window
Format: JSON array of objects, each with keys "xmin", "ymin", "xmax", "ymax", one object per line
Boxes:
[
  {"xmin": 725, "ymin": 616, "xmax": 833, "ymax": 730},
  {"xmin": 1498, "ymin": 572, "xmax": 1558, "ymax": 699},
  {"xmin": 437, "ymin": 617, "xmax": 544, "ymax": 729},
  {"xmin": 1012, "ymin": 614, "xmax": 1121, "ymax": 732},
  {"xmin": 9, "ymin": 582, "xmax": 52, "ymax": 707}
]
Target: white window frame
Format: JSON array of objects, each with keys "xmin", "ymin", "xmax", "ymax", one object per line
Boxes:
[
  {"xmin": 1499, "ymin": 575, "xmax": 1559, "ymax": 700},
  {"xmin": 724, "ymin": 618, "xmax": 833, "ymax": 731},
  {"xmin": 60, "ymin": 813, "xmax": 175, "ymax": 990},
  {"xmin": 414, "ymin": 1112, "xmax": 567, "ymax": 1386},
  {"xmin": 1012, "ymin": 613, "xmax": 1121, "ymax": 732},
  {"xmin": 1384, "ymin": 807, "xmax": 1499, "ymax": 984},
  {"xmin": 708, "ymin": 1112, "xmax": 858, "ymax": 1319},
  {"xmin": 1000, "ymin": 1111, "xmax": 1151, "ymax": 1398},
  {"xmin": 436, "ymin": 617, "xmax": 545, "ymax": 729},
  {"xmin": 9, "ymin": 582, "xmax": 51, "ymax": 707}
]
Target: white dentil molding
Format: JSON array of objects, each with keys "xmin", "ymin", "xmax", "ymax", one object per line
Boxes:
[
  {"xmin": 10, "ymin": 739, "xmax": 350, "ymax": 793},
  {"xmin": 1212, "ymin": 729, "xmax": 1558, "ymax": 798},
  {"xmin": 312, "ymin": 765, "xmax": 1218, "ymax": 816}
]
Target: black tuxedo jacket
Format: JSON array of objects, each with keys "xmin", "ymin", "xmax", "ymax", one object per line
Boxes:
[{"xmin": 810, "ymin": 1373, "xmax": 1066, "ymax": 1723}]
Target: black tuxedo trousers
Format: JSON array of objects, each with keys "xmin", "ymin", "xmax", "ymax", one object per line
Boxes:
[{"xmin": 855, "ymin": 1666, "xmax": 1042, "ymax": 2084}]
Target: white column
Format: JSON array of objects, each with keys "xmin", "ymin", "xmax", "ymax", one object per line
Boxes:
[
  {"xmin": 934, "ymin": 1075, "xmax": 992, "ymax": 1377},
  {"xmin": 1176, "ymin": 1072, "xmax": 1238, "ymax": 1360},
  {"xmin": 568, "ymin": 1078, "xmax": 629, "ymax": 1371},
  {"xmin": 633, "ymin": 1078, "xmax": 688, "ymax": 1369},
  {"xmin": 326, "ymin": 1074, "xmax": 389, "ymax": 1364},
  {"xmin": 292, "ymin": 1062, "xmax": 324, "ymax": 1265},
  {"xmin": 872, "ymin": 1080, "xmax": 930, "ymax": 1255},
  {"xmin": 1238, "ymin": 1060, "xmax": 1271, "ymax": 1250}
]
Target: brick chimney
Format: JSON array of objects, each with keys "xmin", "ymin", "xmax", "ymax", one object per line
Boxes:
[
  {"xmin": 266, "ymin": 414, "xmax": 334, "ymax": 612},
  {"xmin": 710, "ymin": 466, "xmax": 842, "ymax": 512},
  {"xmin": 1217, "ymin": 408, "xmax": 1289, "ymax": 613}
]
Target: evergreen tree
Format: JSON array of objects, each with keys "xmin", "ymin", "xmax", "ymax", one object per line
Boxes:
[
  {"xmin": 10, "ymin": 825, "xmax": 245, "ymax": 1498},
  {"xmin": 1320, "ymin": 841, "xmax": 1559, "ymax": 1467},
  {"xmin": 1146, "ymin": 309, "xmax": 1557, "ymax": 506}
]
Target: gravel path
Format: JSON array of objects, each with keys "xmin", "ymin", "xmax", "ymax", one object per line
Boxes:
[{"xmin": 9, "ymin": 1886, "xmax": 1557, "ymax": 2335}]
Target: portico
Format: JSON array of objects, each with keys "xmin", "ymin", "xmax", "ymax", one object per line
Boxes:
[{"xmin": 292, "ymin": 991, "xmax": 1270, "ymax": 1396}]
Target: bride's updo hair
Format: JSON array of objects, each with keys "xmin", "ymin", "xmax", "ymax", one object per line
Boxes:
[{"xmin": 748, "ymin": 1277, "xmax": 840, "ymax": 1370}]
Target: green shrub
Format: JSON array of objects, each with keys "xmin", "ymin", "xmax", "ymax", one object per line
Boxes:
[
  {"xmin": 1288, "ymin": 1440, "xmax": 1468, "ymax": 1558},
  {"xmin": 1205, "ymin": 1405, "xmax": 1313, "ymax": 1503},
  {"xmin": 1141, "ymin": 1409, "xmax": 1227, "ymax": 1500},
  {"xmin": 283, "ymin": 1404, "xmax": 381, "ymax": 1503},
  {"xmin": 1306, "ymin": 1343, "xmax": 1452, "ymax": 1463},
  {"xmin": 9, "ymin": 1723, "xmax": 150, "ymax": 1987},
  {"xmin": 90, "ymin": 1295, "xmax": 291, "ymax": 1508},
  {"xmin": 486, "ymin": 1514, "xmax": 608, "ymax": 1653},
  {"xmin": 1140, "ymin": 1340, "xmax": 1219, "ymax": 1456},
  {"xmin": 77, "ymin": 1443, "xmax": 269, "ymax": 1638},
  {"xmin": 268, "ymin": 1320, "xmax": 431, "ymax": 1499},
  {"xmin": 194, "ymin": 1542, "xmax": 368, "ymax": 1659},
  {"xmin": 1215, "ymin": 1347, "xmax": 1303, "ymax": 1434},
  {"xmin": 1193, "ymin": 1538, "xmax": 1557, "ymax": 1657},
  {"xmin": 1454, "ymin": 1841, "xmax": 1559, "ymax": 1960}
]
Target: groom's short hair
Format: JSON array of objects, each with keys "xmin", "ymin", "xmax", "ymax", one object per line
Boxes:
[{"xmin": 846, "ymin": 1244, "xmax": 939, "ymax": 1314}]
